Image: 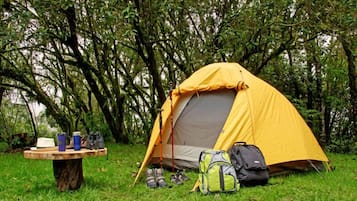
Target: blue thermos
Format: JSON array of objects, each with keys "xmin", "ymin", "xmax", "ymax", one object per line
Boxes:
[
  {"xmin": 57, "ymin": 133, "xmax": 66, "ymax": 152},
  {"xmin": 73, "ymin": 131, "xmax": 81, "ymax": 151}
]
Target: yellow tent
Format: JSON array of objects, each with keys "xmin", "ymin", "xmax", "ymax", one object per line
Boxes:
[{"xmin": 134, "ymin": 62, "xmax": 329, "ymax": 184}]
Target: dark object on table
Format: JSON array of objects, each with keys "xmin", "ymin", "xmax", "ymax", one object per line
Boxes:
[{"xmin": 87, "ymin": 132, "xmax": 105, "ymax": 150}]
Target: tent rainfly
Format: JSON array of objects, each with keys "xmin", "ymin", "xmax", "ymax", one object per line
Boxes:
[{"xmin": 134, "ymin": 62, "xmax": 330, "ymax": 184}]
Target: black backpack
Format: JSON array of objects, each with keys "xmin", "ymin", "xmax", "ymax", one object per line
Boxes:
[{"xmin": 228, "ymin": 142, "xmax": 269, "ymax": 186}]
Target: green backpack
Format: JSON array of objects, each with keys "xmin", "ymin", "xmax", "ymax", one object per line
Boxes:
[{"xmin": 198, "ymin": 149, "xmax": 239, "ymax": 194}]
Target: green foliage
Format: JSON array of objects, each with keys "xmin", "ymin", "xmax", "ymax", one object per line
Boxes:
[
  {"xmin": 83, "ymin": 112, "xmax": 111, "ymax": 139},
  {"xmin": 0, "ymin": 144, "xmax": 356, "ymax": 200},
  {"xmin": 36, "ymin": 123, "xmax": 58, "ymax": 139},
  {"xmin": 0, "ymin": 97, "xmax": 33, "ymax": 142},
  {"xmin": 0, "ymin": 141, "xmax": 9, "ymax": 152},
  {"xmin": 1, "ymin": 0, "xmax": 355, "ymax": 149}
]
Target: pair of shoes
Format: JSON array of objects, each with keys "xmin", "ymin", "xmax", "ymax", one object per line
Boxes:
[
  {"xmin": 146, "ymin": 168, "xmax": 167, "ymax": 188},
  {"xmin": 176, "ymin": 170, "xmax": 189, "ymax": 182},
  {"xmin": 170, "ymin": 174, "xmax": 183, "ymax": 185},
  {"xmin": 170, "ymin": 170, "xmax": 189, "ymax": 185}
]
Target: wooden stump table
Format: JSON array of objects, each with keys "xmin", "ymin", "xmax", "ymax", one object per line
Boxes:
[{"xmin": 24, "ymin": 147, "xmax": 107, "ymax": 192}]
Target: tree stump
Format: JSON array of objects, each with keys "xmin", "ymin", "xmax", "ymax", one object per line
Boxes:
[
  {"xmin": 24, "ymin": 148, "xmax": 107, "ymax": 192},
  {"xmin": 53, "ymin": 159, "xmax": 83, "ymax": 191}
]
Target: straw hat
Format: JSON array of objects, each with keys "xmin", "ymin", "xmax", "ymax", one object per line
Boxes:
[{"xmin": 36, "ymin": 137, "xmax": 55, "ymax": 148}]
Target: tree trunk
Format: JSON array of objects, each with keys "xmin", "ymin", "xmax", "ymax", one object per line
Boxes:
[
  {"xmin": 0, "ymin": 86, "xmax": 4, "ymax": 108},
  {"xmin": 304, "ymin": 40, "xmax": 324, "ymax": 143},
  {"xmin": 53, "ymin": 159, "xmax": 83, "ymax": 191},
  {"xmin": 21, "ymin": 93, "xmax": 38, "ymax": 141},
  {"xmin": 306, "ymin": 56, "xmax": 314, "ymax": 128},
  {"xmin": 63, "ymin": 6, "xmax": 127, "ymax": 143},
  {"xmin": 0, "ymin": 82, "xmax": 4, "ymax": 140},
  {"xmin": 340, "ymin": 36, "xmax": 357, "ymax": 136},
  {"xmin": 287, "ymin": 50, "xmax": 303, "ymax": 99},
  {"xmin": 312, "ymin": 47, "xmax": 324, "ymax": 146},
  {"xmin": 133, "ymin": 0, "xmax": 166, "ymax": 105},
  {"xmin": 323, "ymin": 101, "xmax": 332, "ymax": 145}
]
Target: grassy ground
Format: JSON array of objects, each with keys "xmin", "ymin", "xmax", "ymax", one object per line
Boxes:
[{"xmin": 0, "ymin": 144, "xmax": 356, "ymax": 201}]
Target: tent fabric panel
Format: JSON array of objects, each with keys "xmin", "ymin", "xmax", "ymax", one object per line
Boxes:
[
  {"xmin": 172, "ymin": 90, "xmax": 236, "ymax": 148},
  {"xmin": 214, "ymin": 65, "xmax": 328, "ymax": 165},
  {"xmin": 172, "ymin": 63, "xmax": 246, "ymax": 95},
  {"xmin": 213, "ymin": 89, "xmax": 255, "ymax": 149},
  {"xmin": 268, "ymin": 160, "xmax": 326, "ymax": 176},
  {"xmin": 247, "ymin": 80, "xmax": 328, "ymax": 164},
  {"xmin": 152, "ymin": 144, "xmax": 206, "ymax": 162},
  {"xmin": 151, "ymin": 145, "xmax": 207, "ymax": 168},
  {"xmin": 160, "ymin": 94, "xmax": 192, "ymax": 145}
]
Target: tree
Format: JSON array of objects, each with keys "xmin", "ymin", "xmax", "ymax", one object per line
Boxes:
[{"xmin": 1, "ymin": 0, "xmax": 355, "ymax": 150}]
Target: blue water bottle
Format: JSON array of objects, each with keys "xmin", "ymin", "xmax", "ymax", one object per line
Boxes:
[
  {"xmin": 57, "ymin": 133, "xmax": 66, "ymax": 152},
  {"xmin": 73, "ymin": 131, "xmax": 81, "ymax": 151}
]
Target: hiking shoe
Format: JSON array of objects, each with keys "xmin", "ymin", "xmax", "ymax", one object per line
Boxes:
[
  {"xmin": 170, "ymin": 174, "xmax": 183, "ymax": 185},
  {"xmin": 146, "ymin": 168, "xmax": 157, "ymax": 188},
  {"xmin": 155, "ymin": 168, "xmax": 167, "ymax": 187},
  {"xmin": 176, "ymin": 170, "xmax": 189, "ymax": 181}
]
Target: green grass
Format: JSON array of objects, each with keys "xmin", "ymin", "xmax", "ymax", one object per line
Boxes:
[{"xmin": 0, "ymin": 144, "xmax": 356, "ymax": 201}]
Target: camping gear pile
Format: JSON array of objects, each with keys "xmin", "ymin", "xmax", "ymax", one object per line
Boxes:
[{"xmin": 136, "ymin": 62, "xmax": 330, "ymax": 192}]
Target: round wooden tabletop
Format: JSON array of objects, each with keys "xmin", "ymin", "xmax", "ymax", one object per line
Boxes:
[{"xmin": 24, "ymin": 147, "xmax": 107, "ymax": 160}]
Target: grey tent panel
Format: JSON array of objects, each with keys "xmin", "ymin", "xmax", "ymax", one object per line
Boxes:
[{"xmin": 170, "ymin": 89, "xmax": 236, "ymax": 148}]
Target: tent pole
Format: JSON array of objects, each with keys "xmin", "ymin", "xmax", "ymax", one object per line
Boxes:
[
  {"xmin": 158, "ymin": 108, "xmax": 164, "ymax": 169},
  {"xmin": 169, "ymin": 88, "xmax": 175, "ymax": 174}
]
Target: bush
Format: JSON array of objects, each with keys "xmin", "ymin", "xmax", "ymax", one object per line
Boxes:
[{"xmin": 0, "ymin": 141, "xmax": 9, "ymax": 152}]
